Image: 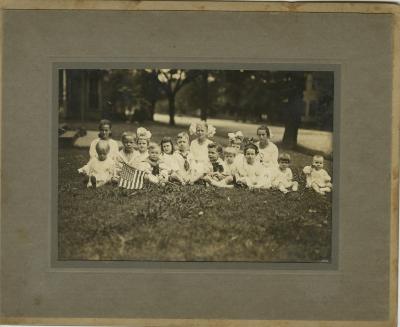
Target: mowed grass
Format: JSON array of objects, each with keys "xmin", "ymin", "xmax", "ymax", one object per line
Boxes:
[{"xmin": 58, "ymin": 121, "xmax": 333, "ymax": 262}]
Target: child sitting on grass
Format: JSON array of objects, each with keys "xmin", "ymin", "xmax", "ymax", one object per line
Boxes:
[
  {"xmin": 171, "ymin": 132, "xmax": 204, "ymax": 185},
  {"xmin": 189, "ymin": 121, "xmax": 216, "ymax": 165},
  {"xmin": 303, "ymin": 155, "xmax": 332, "ymax": 195},
  {"xmin": 270, "ymin": 153, "xmax": 298, "ymax": 193},
  {"xmin": 89, "ymin": 119, "xmax": 120, "ymax": 160},
  {"xmin": 142, "ymin": 143, "xmax": 169, "ymax": 185},
  {"xmin": 160, "ymin": 136, "xmax": 179, "ymax": 174},
  {"xmin": 131, "ymin": 127, "xmax": 151, "ymax": 167},
  {"xmin": 235, "ymin": 143, "xmax": 270, "ymax": 189},
  {"xmin": 203, "ymin": 142, "xmax": 230, "ymax": 187},
  {"xmin": 78, "ymin": 140, "xmax": 115, "ymax": 188}
]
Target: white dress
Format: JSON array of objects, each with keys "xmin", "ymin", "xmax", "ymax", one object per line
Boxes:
[
  {"xmin": 140, "ymin": 159, "xmax": 169, "ymax": 184},
  {"xmin": 303, "ymin": 166, "xmax": 331, "ymax": 187},
  {"xmin": 190, "ymin": 138, "xmax": 213, "ymax": 164},
  {"xmin": 89, "ymin": 138, "xmax": 120, "ymax": 160},
  {"xmin": 160, "ymin": 153, "xmax": 180, "ymax": 173},
  {"xmin": 78, "ymin": 157, "xmax": 115, "ymax": 187},
  {"xmin": 270, "ymin": 167, "xmax": 294, "ymax": 188},
  {"xmin": 255, "ymin": 141, "xmax": 279, "ymax": 169},
  {"xmin": 236, "ymin": 159, "xmax": 269, "ymax": 188}
]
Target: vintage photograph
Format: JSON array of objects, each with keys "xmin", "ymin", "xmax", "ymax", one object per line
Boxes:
[{"xmin": 58, "ymin": 68, "xmax": 334, "ymax": 262}]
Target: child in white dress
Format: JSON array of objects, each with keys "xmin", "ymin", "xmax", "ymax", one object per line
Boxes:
[
  {"xmin": 228, "ymin": 131, "xmax": 245, "ymax": 164},
  {"xmin": 114, "ymin": 131, "xmax": 138, "ymax": 181},
  {"xmin": 78, "ymin": 140, "xmax": 115, "ymax": 188},
  {"xmin": 131, "ymin": 127, "xmax": 151, "ymax": 169},
  {"xmin": 89, "ymin": 119, "xmax": 120, "ymax": 160},
  {"xmin": 160, "ymin": 136, "xmax": 180, "ymax": 175},
  {"xmin": 142, "ymin": 143, "xmax": 169, "ymax": 185},
  {"xmin": 171, "ymin": 132, "xmax": 204, "ymax": 185},
  {"xmin": 270, "ymin": 153, "xmax": 299, "ymax": 193},
  {"xmin": 235, "ymin": 143, "xmax": 270, "ymax": 189},
  {"xmin": 303, "ymin": 155, "xmax": 332, "ymax": 195},
  {"xmin": 189, "ymin": 121, "xmax": 216, "ymax": 165},
  {"xmin": 255, "ymin": 125, "xmax": 279, "ymax": 169}
]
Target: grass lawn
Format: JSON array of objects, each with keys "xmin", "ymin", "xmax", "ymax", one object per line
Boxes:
[{"xmin": 58, "ymin": 121, "xmax": 333, "ymax": 262}]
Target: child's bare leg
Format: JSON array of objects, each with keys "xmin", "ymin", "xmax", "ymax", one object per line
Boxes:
[
  {"xmin": 312, "ymin": 182, "xmax": 324, "ymax": 194},
  {"xmin": 320, "ymin": 186, "xmax": 331, "ymax": 193},
  {"xmin": 278, "ymin": 183, "xmax": 288, "ymax": 194},
  {"xmin": 305, "ymin": 175, "xmax": 312, "ymax": 188}
]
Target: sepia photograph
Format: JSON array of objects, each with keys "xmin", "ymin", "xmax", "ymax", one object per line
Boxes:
[{"xmin": 58, "ymin": 68, "xmax": 334, "ymax": 262}]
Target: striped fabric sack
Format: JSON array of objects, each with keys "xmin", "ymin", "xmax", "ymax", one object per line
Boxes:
[{"xmin": 118, "ymin": 162, "xmax": 146, "ymax": 190}]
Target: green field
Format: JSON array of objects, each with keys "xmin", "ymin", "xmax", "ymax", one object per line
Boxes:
[{"xmin": 58, "ymin": 121, "xmax": 332, "ymax": 262}]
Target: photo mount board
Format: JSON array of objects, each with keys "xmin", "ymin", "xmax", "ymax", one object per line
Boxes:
[{"xmin": 0, "ymin": 1, "xmax": 398, "ymax": 326}]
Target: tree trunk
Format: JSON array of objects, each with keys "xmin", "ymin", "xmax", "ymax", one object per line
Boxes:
[
  {"xmin": 200, "ymin": 72, "xmax": 208, "ymax": 121},
  {"xmin": 149, "ymin": 99, "xmax": 156, "ymax": 121},
  {"xmin": 168, "ymin": 94, "xmax": 176, "ymax": 126},
  {"xmin": 282, "ymin": 94, "xmax": 304, "ymax": 149}
]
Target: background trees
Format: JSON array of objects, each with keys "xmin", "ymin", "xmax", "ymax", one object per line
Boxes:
[{"xmin": 60, "ymin": 69, "xmax": 334, "ymax": 148}]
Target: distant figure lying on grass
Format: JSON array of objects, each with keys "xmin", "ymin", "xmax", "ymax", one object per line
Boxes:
[{"xmin": 77, "ymin": 119, "xmax": 332, "ymax": 195}]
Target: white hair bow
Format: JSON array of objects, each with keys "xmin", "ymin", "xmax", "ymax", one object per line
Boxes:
[
  {"xmin": 228, "ymin": 131, "xmax": 244, "ymax": 141},
  {"xmin": 188, "ymin": 121, "xmax": 216, "ymax": 138},
  {"xmin": 136, "ymin": 127, "xmax": 152, "ymax": 140}
]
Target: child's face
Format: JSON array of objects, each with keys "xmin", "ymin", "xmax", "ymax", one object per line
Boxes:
[
  {"xmin": 313, "ymin": 158, "xmax": 324, "ymax": 170},
  {"xmin": 196, "ymin": 125, "xmax": 207, "ymax": 140},
  {"xmin": 137, "ymin": 139, "xmax": 148, "ymax": 153},
  {"xmin": 149, "ymin": 148, "xmax": 161, "ymax": 161},
  {"xmin": 225, "ymin": 153, "xmax": 236, "ymax": 165},
  {"xmin": 177, "ymin": 138, "xmax": 188, "ymax": 151},
  {"xmin": 122, "ymin": 136, "xmax": 135, "ymax": 153},
  {"xmin": 257, "ymin": 129, "xmax": 269, "ymax": 145},
  {"xmin": 208, "ymin": 148, "xmax": 219, "ymax": 162},
  {"xmin": 245, "ymin": 148, "xmax": 256, "ymax": 164},
  {"xmin": 279, "ymin": 160, "xmax": 290, "ymax": 170},
  {"xmin": 231, "ymin": 142, "xmax": 241, "ymax": 152},
  {"xmin": 99, "ymin": 124, "xmax": 111, "ymax": 140},
  {"xmin": 162, "ymin": 142, "xmax": 173, "ymax": 155},
  {"xmin": 97, "ymin": 149, "xmax": 108, "ymax": 161}
]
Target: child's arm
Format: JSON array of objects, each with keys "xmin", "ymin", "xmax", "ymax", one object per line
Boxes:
[
  {"xmin": 78, "ymin": 158, "xmax": 94, "ymax": 175},
  {"xmin": 323, "ymin": 170, "xmax": 332, "ymax": 182},
  {"xmin": 303, "ymin": 165, "xmax": 312, "ymax": 175}
]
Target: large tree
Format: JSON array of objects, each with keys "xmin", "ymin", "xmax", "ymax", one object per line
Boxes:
[{"xmin": 157, "ymin": 69, "xmax": 199, "ymax": 125}]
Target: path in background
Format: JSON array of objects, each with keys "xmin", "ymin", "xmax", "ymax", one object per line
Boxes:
[{"xmin": 154, "ymin": 114, "xmax": 332, "ymax": 155}]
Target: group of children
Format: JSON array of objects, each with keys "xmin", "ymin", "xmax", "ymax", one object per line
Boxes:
[{"xmin": 78, "ymin": 119, "xmax": 332, "ymax": 195}]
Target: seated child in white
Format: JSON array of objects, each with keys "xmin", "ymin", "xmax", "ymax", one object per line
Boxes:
[
  {"xmin": 235, "ymin": 143, "xmax": 270, "ymax": 189},
  {"xmin": 89, "ymin": 119, "xmax": 120, "ymax": 160},
  {"xmin": 160, "ymin": 136, "xmax": 180, "ymax": 175},
  {"xmin": 171, "ymin": 132, "xmax": 204, "ymax": 185},
  {"xmin": 114, "ymin": 131, "xmax": 138, "ymax": 181},
  {"xmin": 255, "ymin": 125, "xmax": 279, "ymax": 169},
  {"xmin": 78, "ymin": 140, "xmax": 115, "ymax": 188},
  {"xmin": 130, "ymin": 127, "xmax": 151, "ymax": 169},
  {"xmin": 203, "ymin": 143, "xmax": 231, "ymax": 188},
  {"xmin": 228, "ymin": 131, "xmax": 245, "ymax": 164},
  {"xmin": 142, "ymin": 143, "xmax": 169, "ymax": 185},
  {"xmin": 270, "ymin": 153, "xmax": 299, "ymax": 193},
  {"xmin": 303, "ymin": 155, "xmax": 332, "ymax": 195}
]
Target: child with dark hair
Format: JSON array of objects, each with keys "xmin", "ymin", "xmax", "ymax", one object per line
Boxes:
[
  {"xmin": 270, "ymin": 153, "xmax": 298, "ymax": 193},
  {"xmin": 203, "ymin": 142, "xmax": 231, "ymax": 187},
  {"xmin": 235, "ymin": 142, "xmax": 269, "ymax": 189}
]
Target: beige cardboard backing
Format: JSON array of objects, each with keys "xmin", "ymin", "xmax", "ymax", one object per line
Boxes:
[{"xmin": 0, "ymin": 3, "xmax": 398, "ymax": 326}]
